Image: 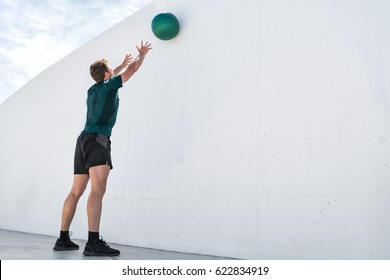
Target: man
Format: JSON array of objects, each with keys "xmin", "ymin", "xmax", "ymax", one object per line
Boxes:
[{"xmin": 53, "ymin": 40, "xmax": 152, "ymax": 256}]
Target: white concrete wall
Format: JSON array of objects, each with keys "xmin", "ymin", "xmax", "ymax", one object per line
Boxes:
[{"xmin": 1, "ymin": 0, "xmax": 390, "ymax": 259}]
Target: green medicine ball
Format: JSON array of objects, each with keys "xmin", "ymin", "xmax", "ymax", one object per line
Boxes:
[{"xmin": 151, "ymin": 12, "xmax": 180, "ymax": 40}]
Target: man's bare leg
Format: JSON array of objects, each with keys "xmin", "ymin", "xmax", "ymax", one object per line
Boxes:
[
  {"xmin": 61, "ymin": 174, "xmax": 90, "ymax": 231},
  {"xmin": 87, "ymin": 164, "xmax": 110, "ymax": 232},
  {"xmin": 54, "ymin": 174, "xmax": 89, "ymax": 251},
  {"xmin": 83, "ymin": 164, "xmax": 120, "ymax": 256}
]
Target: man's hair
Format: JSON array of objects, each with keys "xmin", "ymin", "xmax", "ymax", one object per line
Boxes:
[{"xmin": 90, "ymin": 59, "xmax": 109, "ymax": 83}]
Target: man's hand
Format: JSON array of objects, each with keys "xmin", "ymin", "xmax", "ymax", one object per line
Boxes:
[
  {"xmin": 121, "ymin": 54, "xmax": 133, "ymax": 67},
  {"xmin": 113, "ymin": 54, "xmax": 133, "ymax": 75},
  {"xmin": 136, "ymin": 41, "xmax": 153, "ymax": 56}
]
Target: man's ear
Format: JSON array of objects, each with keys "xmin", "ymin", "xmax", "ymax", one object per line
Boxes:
[{"xmin": 104, "ymin": 72, "xmax": 110, "ymax": 80}]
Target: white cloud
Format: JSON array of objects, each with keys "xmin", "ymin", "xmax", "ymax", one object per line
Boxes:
[{"xmin": 0, "ymin": 0, "xmax": 152, "ymax": 104}]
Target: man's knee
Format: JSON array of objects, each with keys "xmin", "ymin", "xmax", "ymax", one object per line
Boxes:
[
  {"xmin": 90, "ymin": 185, "xmax": 106, "ymax": 198},
  {"xmin": 70, "ymin": 174, "xmax": 89, "ymax": 199},
  {"xmin": 68, "ymin": 189, "xmax": 84, "ymax": 200}
]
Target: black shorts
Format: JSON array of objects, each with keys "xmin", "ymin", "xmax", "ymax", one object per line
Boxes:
[{"xmin": 74, "ymin": 133, "xmax": 113, "ymax": 174}]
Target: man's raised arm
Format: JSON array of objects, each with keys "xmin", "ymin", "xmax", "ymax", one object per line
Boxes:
[{"xmin": 121, "ymin": 41, "xmax": 153, "ymax": 84}]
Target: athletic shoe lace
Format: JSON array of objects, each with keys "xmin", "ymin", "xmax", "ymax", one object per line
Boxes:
[{"xmin": 99, "ymin": 236, "xmax": 110, "ymax": 247}]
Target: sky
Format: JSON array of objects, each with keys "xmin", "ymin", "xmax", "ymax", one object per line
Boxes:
[{"xmin": 0, "ymin": 0, "xmax": 152, "ymax": 104}]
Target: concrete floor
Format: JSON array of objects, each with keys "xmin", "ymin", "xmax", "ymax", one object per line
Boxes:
[{"xmin": 0, "ymin": 229, "xmax": 232, "ymax": 260}]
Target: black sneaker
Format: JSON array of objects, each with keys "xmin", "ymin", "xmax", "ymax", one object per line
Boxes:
[
  {"xmin": 53, "ymin": 238, "xmax": 79, "ymax": 251},
  {"xmin": 83, "ymin": 239, "xmax": 120, "ymax": 256}
]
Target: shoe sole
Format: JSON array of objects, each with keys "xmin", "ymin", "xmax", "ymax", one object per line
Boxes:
[
  {"xmin": 53, "ymin": 246, "xmax": 79, "ymax": 251},
  {"xmin": 83, "ymin": 250, "xmax": 120, "ymax": 256}
]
